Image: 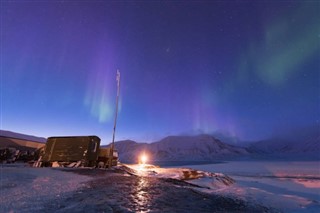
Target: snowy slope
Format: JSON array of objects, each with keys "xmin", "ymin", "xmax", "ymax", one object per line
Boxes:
[
  {"xmin": 115, "ymin": 135, "xmax": 249, "ymax": 163},
  {"xmin": 0, "ymin": 130, "xmax": 46, "ymax": 150},
  {"xmin": 150, "ymin": 135, "xmax": 248, "ymax": 159}
]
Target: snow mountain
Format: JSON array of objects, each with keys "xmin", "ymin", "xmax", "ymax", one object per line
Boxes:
[
  {"xmin": 0, "ymin": 130, "xmax": 46, "ymax": 143},
  {"xmin": 115, "ymin": 134, "xmax": 249, "ymax": 163},
  {"xmin": 248, "ymin": 137, "xmax": 320, "ymax": 154},
  {"xmin": 248, "ymin": 125, "xmax": 320, "ymax": 153}
]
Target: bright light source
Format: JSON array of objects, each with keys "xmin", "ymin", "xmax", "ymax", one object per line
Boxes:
[{"xmin": 140, "ymin": 154, "xmax": 147, "ymax": 165}]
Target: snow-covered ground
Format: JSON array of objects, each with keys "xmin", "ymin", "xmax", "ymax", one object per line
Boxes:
[
  {"xmin": 181, "ymin": 161, "xmax": 320, "ymax": 213},
  {"xmin": 1, "ymin": 163, "xmax": 279, "ymax": 212},
  {"xmin": 0, "ymin": 164, "xmax": 93, "ymax": 212},
  {"xmin": 1, "ymin": 161, "xmax": 317, "ymax": 212}
]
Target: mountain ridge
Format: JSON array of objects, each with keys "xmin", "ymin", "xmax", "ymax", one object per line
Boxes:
[
  {"xmin": 114, "ymin": 134, "xmax": 249, "ymax": 163},
  {"xmin": 1, "ymin": 129, "xmax": 318, "ymax": 162}
]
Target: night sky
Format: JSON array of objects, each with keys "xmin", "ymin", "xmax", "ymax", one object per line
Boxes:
[{"xmin": 1, "ymin": 1, "xmax": 319, "ymax": 144}]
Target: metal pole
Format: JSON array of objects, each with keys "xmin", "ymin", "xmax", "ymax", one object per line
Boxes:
[{"xmin": 109, "ymin": 70, "xmax": 120, "ymax": 167}]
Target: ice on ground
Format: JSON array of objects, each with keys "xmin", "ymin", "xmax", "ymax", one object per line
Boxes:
[{"xmin": 1, "ymin": 164, "xmax": 276, "ymax": 213}]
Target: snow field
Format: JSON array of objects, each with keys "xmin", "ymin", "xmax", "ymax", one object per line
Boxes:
[{"xmin": 184, "ymin": 161, "xmax": 320, "ymax": 213}]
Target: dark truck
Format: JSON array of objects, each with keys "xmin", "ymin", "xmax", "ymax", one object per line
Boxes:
[
  {"xmin": 35, "ymin": 136, "xmax": 118, "ymax": 168},
  {"xmin": 97, "ymin": 146, "xmax": 118, "ymax": 167}
]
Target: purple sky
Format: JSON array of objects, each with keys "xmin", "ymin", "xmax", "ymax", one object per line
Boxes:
[{"xmin": 1, "ymin": 1, "xmax": 319, "ymax": 144}]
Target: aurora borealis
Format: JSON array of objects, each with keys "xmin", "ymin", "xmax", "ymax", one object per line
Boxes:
[{"xmin": 1, "ymin": 1, "xmax": 319, "ymax": 144}]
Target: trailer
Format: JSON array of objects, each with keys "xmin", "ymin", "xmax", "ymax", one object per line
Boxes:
[{"xmin": 35, "ymin": 136, "xmax": 118, "ymax": 168}]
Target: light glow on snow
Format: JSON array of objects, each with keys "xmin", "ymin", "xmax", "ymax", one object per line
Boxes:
[{"xmin": 140, "ymin": 153, "xmax": 148, "ymax": 165}]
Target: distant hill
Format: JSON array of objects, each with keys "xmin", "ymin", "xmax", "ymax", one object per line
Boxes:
[
  {"xmin": 247, "ymin": 125, "xmax": 320, "ymax": 159},
  {"xmin": 248, "ymin": 137, "xmax": 320, "ymax": 154},
  {"xmin": 114, "ymin": 134, "xmax": 249, "ymax": 163},
  {"xmin": 0, "ymin": 130, "xmax": 46, "ymax": 150},
  {"xmin": 115, "ymin": 128, "xmax": 320, "ymax": 163}
]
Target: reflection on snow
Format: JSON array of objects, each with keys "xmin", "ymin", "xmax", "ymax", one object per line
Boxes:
[
  {"xmin": 282, "ymin": 194, "xmax": 312, "ymax": 205},
  {"xmin": 272, "ymin": 172, "xmax": 320, "ymax": 188},
  {"xmin": 130, "ymin": 177, "xmax": 150, "ymax": 213},
  {"xmin": 121, "ymin": 163, "xmax": 235, "ymax": 213},
  {"xmin": 293, "ymin": 179, "xmax": 320, "ymax": 188}
]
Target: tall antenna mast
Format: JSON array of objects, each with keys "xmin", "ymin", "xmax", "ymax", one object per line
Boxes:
[{"xmin": 109, "ymin": 69, "xmax": 120, "ymax": 167}]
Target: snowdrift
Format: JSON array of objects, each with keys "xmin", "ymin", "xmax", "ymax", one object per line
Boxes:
[{"xmin": 120, "ymin": 163, "xmax": 235, "ymax": 191}]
